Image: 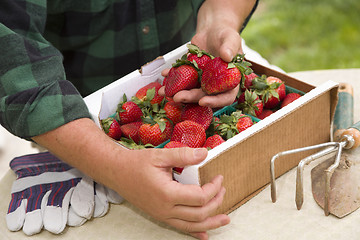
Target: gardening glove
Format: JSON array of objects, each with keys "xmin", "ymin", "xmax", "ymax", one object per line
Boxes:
[
  {"xmin": 6, "ymin": 152, "xmax": 84, "ymax": 235},
  {"xmin": 68, "ymin": 178, "xmax": 124, "ymax": 226},
  {"xmin": 93, "ymin": 182, "xmax": 124, "ymax": 218}
]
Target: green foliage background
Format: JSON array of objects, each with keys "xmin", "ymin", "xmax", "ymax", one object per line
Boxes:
[{"xmin": 242, "ymin": 0, "xmax": 360, "ymax": 72}]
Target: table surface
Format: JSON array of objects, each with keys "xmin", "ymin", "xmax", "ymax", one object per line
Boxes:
[{"xmin": 0, "ymin": 68, "xmax": 360, "ymax": 240}]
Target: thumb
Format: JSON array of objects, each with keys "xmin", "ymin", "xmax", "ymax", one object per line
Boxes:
[
  {"xmin": 219, "ymin": 30, "xmax": 243, "ymax": 62},
  {"xmin": 159, "ymin": 147, "xmax": 208, "ymax": 168}
]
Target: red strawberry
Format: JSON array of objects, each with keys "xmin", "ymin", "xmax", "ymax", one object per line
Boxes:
[
  {"xmin": 186, "ymin": 44, "xmax": 213, "ymax": 70},
  {"xmin": 164, "ymin": 60, "xmax": 200, "ymax": 97},
  {"xmin": 171, "ymin": 120, "xmax": 206, "ymax": 148},
  {"xmin": 215, "ymin": 110, "xmax": 253, "ymax": 140},
  {"xmin": 252, "ymin": 75, "xmax": 286, "ymax": 109},
  {"xmin": 237, "ymin": 90, "xmax": 263, "ymax": 118},
  {"xmin": 201, "ymin": 54, "xmax": 252, "ymax": 95},
  {"xmin": 139, "ymin": 118, "xmax": 172, "ymax": 146},
  {"xmin": 236, "ymin": 114, "xmax": 254, "ymax": 133},
  {"xmin": 164, "ymin": 141, "xmax": 188, "ymax": 148},
  {"xmin": 181, "ymin": 103, "xmax": 213, "ymax": 130},
  {"xmin": 203, "ymin": 134, "xmax": 225, "ymax": 149},
  {"xmin": 120, "ymin": 121, "xmax": 143, "ymax": 144},
  {"xmin": 201, "ymin": 57, "xmax": 241, "ymax": 95},
  {"xmin": 267, "ymin": 76, "xmax": 286, "ymax": 101},
  {"xmin": 117, "ymin": 95, "xmax": 143, "ymax": 124},
  {"xmin": 257, "ymin": 109, "xmax": 273, "ymax": 120},
  {"xmin": 241, "ymin": 72, "xmax": 258, "ymax": 91},
  {"xmin": 164, "ymin": 101, "xmax": 184, "ymax": 125},
  {"xmin": 162, "ymin": 77, "xmax": 168, "ymax": 86},
  {"xmin": 101, "ymin": 117, "xmax": 122, "ymax": 140},
  {"xmin": 281, "ymin": 92, "xmax": 302, "ymax": 108},
  {"xmin": 135, "ymin": 81, "xmax": 164, "ymax": 105}
]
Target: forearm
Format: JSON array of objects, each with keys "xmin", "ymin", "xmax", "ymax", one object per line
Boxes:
[
  {"xmin": 31, "ymin": 118, "xmax": 128, "ymax": 192},
  {"xmin": 197, "ymin": 0, "xmax": 257, "ymax": 32}
]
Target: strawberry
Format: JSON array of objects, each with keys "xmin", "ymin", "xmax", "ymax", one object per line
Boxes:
[
  {"xmin": 257, "ymin": 109, "xmax": 273, "ymax": 120},
  {"xmin": 101, "ymin": 117, "xmax": 122, "ymax": 140},
  {"xmin": 171, "ymin": 120, "xmax": 206, "ymax": 148},
  {"xmin": 281, "ymin": 92, "xmax": 302, "ymax": 108},
  {"xmin": 186, "ymin": 44, "xmax": 213, "ymax": 70},
  {"xmin": 237, "ymin": 90, "xmax": 263, "ymax": 118},
  {"xmin": 117, "ymin": 95, "xmax": 143, "ymax": 124},
  {"xmin": 120, "ymin": 121, "xmax": 143, "ymax": 144},
  {"xmin": 139, "ymin": 118, "xmax": 172, "ymax": 146},
  {"xmin": 164, "ymin": 59, "xmax": 200, "ymax": 97},
  {"xmin": 236, "ymin": 114, "xmax": 254, "ymax": 133},
  {"xmin": 252, "ymin": 75, "xmax": 286, "ymax": 109},
  {"xmin": 241, "ymin": 72, "xmax": 258, "ymax": 91},
  {"xmin": 164, "ymin": 100, "xmax": 184, "ymax": 125},
  {"xmin": 181, "ymin": 103, "xmax": 213, "ymax": 130},
  {"xmin": 134, "ymin": 81, "xmax": 164, "ymax": 105},
  {"xmin": 162, "ymin": 77, "xmax": 168, "ymax": 86},
  {"xmin": 203, "ymin": 134, "xmax": 225, "ymax": 149},
  {"xmin": 215, "ymin": 110, "xmax": 253, "ymax": 140},
  {"xmin": 164, "ymin": 141, "xmax": 188, "ymax": 149},
  {"xmin": 201, "ymin": 54, "xmax": 252, "ymax": 95}
]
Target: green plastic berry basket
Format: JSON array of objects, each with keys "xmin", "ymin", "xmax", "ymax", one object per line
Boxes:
[
  {"xmin": 286, "ymin": 85, "xmax": 305, "ymax": 95},
  {"xmin": 216, "ymin": 104, "xmax": 261, "ymax": 123},
  {"xmin": 155, "ymin": 140, "xmax": 170, "ymax": 148}
]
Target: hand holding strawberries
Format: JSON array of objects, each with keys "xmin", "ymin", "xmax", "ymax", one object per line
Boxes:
[
  {"xmin": 116, "ymin": 147, "xmax": 230, "ymax": 239},
  {"xmin": 159, "ymin": 44, "xmax": 252, "ymax": 109}
]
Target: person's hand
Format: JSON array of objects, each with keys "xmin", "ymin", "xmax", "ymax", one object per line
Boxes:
[
  {"xmin": 112, "ymin": 147, "xmax": 230, "ymax": 240},
  {"xmin": 158, "ymin": 69, "xmax": 238, "ymax": 108},
  {"xmin": 158, "ymin": 0, "xmax": 257, "ymax": 108},
  {"xmin": 33, "ymin": 119, "xmax": 230, "ymax": 239},
  {"xmin": 158, "ymin": 2, "xmax": 245, "ymax": 108}
]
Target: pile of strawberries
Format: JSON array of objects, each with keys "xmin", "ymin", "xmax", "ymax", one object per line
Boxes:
[
  {"xmin": 236, "ymin": 73, "xmax": 302, "ymax": 120},
  {"xmin": 101, "ymin": 44, "xmax": 303, "ymax": 160}
]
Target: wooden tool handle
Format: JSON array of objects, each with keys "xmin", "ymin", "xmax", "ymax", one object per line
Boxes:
[
  {"xmin": 340, "ymin": 121, "xmax": 360, "ymax": 150},
  {"xmin": 333, "ymin": 83, "xmax": 354, "ymax": 137}
]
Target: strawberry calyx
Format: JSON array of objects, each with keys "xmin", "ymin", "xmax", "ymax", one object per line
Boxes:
[
  {"xmin": 186, "ymin": 43, "xmax": 214, "ymax": 59},
  {"xmin": 215, "ymin": 110, "xmax": 249, "ymax": 140},
  {"xmin": 142, "ymin": 116, "xmax": 168, "ymax": 133},
  {"xmin": 172, "ymin": 57, "xmax": 202, "ymax": 81},
  {"xmin": 236, "ymin": 90, "xmax": 262, "ymax": 117},
  {"xmin": 132, "ymin": 87, "xmax": 156, "ymax": 104},
  {"xmin": 251, "ymin": 75, "xmax": 282, "ymax": 103},
  {"xmin": 100, "ymin": 117, "xmax": 117, "ymax": 134},
  {"xmin": 231, "ymin": 54, "xmax": 253, "ymax": 90},
  {"xmin": 118, "ymin": 137, "xmax": 154, "ymax": 150},
  {"xmin": 116, "ymin": 94, "xmax": 129, "ymax": 113}
]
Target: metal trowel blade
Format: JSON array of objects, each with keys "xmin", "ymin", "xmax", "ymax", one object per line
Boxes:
[{"xmin": 311, "ymin": 152, "xmax": 360, "ymax": 218}]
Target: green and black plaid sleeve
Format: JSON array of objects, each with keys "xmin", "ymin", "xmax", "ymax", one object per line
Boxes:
[
  {"xmin": 0, "ymin": 0, "xmax": 92, "ymax": 140},
  {"xmin": 0, "ymin": 0, "xmax": 256, "ymax": 140},
  {"xmin": 0, "ymin": 0, "xmax": 205, "ymax": 140}
]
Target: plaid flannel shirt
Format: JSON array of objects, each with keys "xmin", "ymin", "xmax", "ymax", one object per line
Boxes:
[{"xmin": 0, "ymin": 0, "xmax": 257, "ymax": 140}]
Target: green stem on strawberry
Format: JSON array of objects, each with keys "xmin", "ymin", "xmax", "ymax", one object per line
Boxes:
[{"xmin": 186, "ymin": 43, "xmax": 214, "ymax": 59}]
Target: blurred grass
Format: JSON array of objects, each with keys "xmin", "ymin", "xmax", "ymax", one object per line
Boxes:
[{"xmin": 242, "ymin": 0, "xmax": 360, "ymax": 72}]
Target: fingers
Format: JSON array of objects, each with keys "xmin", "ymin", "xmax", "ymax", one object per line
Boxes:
[
  {"xmin": 161, "ymin": 68, "xmax": 170, "ymax": 77},
  {"xmin": 159, "ymin": 86, "xmax": 208, "ymax": 104},
  {"xmin": 157, "ymin": 147, "xmax": 208, "ymax": 169},
  {"xmin": 167, "ymin": 212, "xmax": 230, "ymax": 237},
  {"xmin": 172, "ymin": 88, "xmax": 206, "ymax": 103},
  {"xmin": 166, "ymin": 183, "xmax": 230, "ymax": 238},
  {"xmin": 171, "ymin": 186, "xmax": 226, "ymax": 219},
  {"xmin": 159, "ymin": 85, "xmax": 238, "ymax": 108},
  {"xmin": 158, "ymin": 87, "xmax": 207, "ymax": 104},
  {"xmin": 172, "ymin": 175, "xmax": 224, "ymax": 206},
  {"xmin": 199, "ymin": 85, "xmax": 239, "ymax": 108},
  {"xmin": 218, "ymin": 29, "xmax": 243, "ymax": 62}
]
